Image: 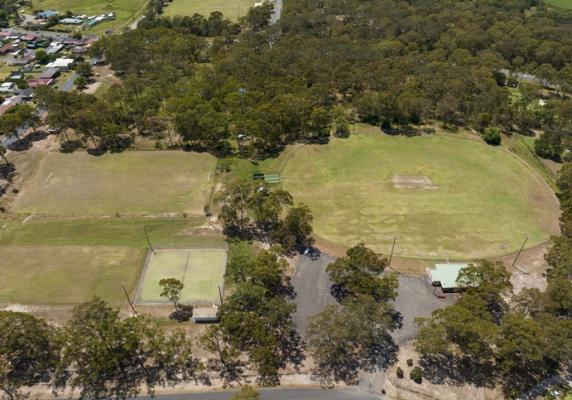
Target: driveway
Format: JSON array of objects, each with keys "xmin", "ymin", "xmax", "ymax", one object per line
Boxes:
[
  {"xmin": 292, "ymin": 253, "xmax": 337, "ymax": 342},
  {"xmin": 391, "ymin": 275, "xmax": 455, "ymax": 343},
  {"xmin": 292, "ymin": 254, "xmax": 455, "ymax": 344},
  {"xmin": 61, "ymin": 73, "xmax": 78, "ymax": 92}
]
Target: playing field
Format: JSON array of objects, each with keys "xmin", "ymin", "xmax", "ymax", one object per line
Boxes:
[
  {"xmin": 163, "ymin": 0, "xmax": 256, "ymax": 20},
  {"xmin": 240, "ymin": 127, "xmax": 560, "ymax": 259},
  {"xmin": 11, "ymin": 151, "xmax": 216, "ymax": 216},
  {"xmin": 0, "ymin": 246, "xmax": 142, "ymax": 305},
  {"xmin": 136, "ymin": 248, "xmax": 227, "ymax": 305},
  {"xmin": 545, "ymin": 0, "xmax": 572, "ymax": 9},
  {"xmin": 0, "ymin": 217, "xmax": 226, "ymax": 306},
  {"xmin": 28, "ymin": 0, "xmax": 147, "ymax": 33}
]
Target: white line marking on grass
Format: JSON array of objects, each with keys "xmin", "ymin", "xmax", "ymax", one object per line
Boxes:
[
  {"xmin": 181, "ymin": 250, "xmax": 191, "ymax": 282},
  {"xmin": 22, "ymin": 214, "xmax": 34, "ymax": 224}
]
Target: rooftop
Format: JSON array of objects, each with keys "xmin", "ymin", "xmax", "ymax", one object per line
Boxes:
[{"xmin": 428, "ymin": 263, "xmax": 469, "ymax": 290}]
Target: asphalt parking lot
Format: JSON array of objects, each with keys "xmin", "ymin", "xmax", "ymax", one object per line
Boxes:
[{"xmin": 292, "ymin": 254, "xmax": 455, "ymax": 344}]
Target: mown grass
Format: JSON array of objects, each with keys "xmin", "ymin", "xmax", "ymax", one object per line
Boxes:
[
  {"xmin": 508, "ymin": 134, "xmax": 557, "ymax": 191},
  {"xmin": 234, "ymin": 125, "xmax": 559, "ymax": 259},
  {"xmin": 11, "ymin": 151, "xmax": 217, "ymax": 217},
  {"xmin": 0, "ymin": 217, "xmax": 226, "ymax": 305},
  {"xmin": 137, "ymin": 248, "xmax": 227, "ymax": 304},
  {"xmin": 163, "ymin": 0, "xmax": 256, "ymax": 20},
  {"xmin": 545, "ymin": 0, "xmax": 572, "ymax": 9}
]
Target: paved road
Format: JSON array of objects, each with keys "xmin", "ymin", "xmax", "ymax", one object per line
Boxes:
[
  {"xmin": 143, "ymin": 388, "xmax": 381, "ymax": 400},
  {"xmin": 6, "ymin": 28, "xmax": 72, "ymax": 40}
]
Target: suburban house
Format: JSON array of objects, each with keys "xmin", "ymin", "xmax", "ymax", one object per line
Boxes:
[
  {"xmin": 39, "ymin": 67, "xmax": 60, "ymax": 80},
  {"xmin": 46, "ymin": 43, "xmax": 64, "ymax": 55},
  {"xmin": 0, "ymin": 95, "xmax": 23, "ymax": 116},
  {"xmin": 0, "ymin": 43, "xmax": 14, "ymax": 55},
  {"xmin": 27, "ymin": 78, "xmax": 54, "ymax": 88},
  {"xmin": 71, "ymin": 46, "xmax": 88, "ymax": 57},
  {"xmin": 46, "ymin": 58, "xmax": 74, "ymax": 70},
  {"xmin": 425, "ymin": 263, "xmax": 470, "ymax": 293},
  {"xmin": 0, "ymin": 82, "xmax": 16, "ymax": 93},
  {"xmin": 37, "ymin": 10, "xmax": 59, "ymax": 19}
]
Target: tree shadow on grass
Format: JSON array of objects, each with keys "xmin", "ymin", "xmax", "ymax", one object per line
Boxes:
[
  {"xmin": 8, "ymin": 139, "xmax": 32, "ymax": 152},
  {"xmin": 27, "ymin": 130, "xmax": 48, "ymax": 142},
  {"xmin": 419, "ymin": 355, "xmax": 497, "ymax": 388},
  {"xmin": 0, "ymin": 163, "xmax": 16, "ymax": 181}
]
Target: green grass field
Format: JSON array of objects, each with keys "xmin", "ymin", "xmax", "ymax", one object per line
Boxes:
[
  {"xmin": 136, "ymin": 248, "xmax": 227, "ymax": 305},
  {"xmin": 0, "ymin": 217, "xmax": 226, "ymax": 306},
  {"xmin": 11, "ymin": 151, "xmax": 216, "ymax": 217},
  {"xmin": 27, "ymin": 0, "xmax": 148, "ymax": 33},
  {"xmin": 163, "ymin": 0, "xmax": 256, "ymax": 20},
  {"xmin": 237, "ymin": 126, "xmax": 559, "ymax": 259},
  {"xmin": 0, "ymin": 246, "xmax": 142, "ymax": 305},
  {"xmin": 545, "ymin": 0, "xmax": 572, "ymax": 9}
]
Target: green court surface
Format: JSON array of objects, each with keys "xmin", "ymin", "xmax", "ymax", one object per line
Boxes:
[{"xmin": 136, "ymin": 248, "xmax": 227, "ymax": 305}]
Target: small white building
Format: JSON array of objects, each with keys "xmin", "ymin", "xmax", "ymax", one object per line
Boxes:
[
  {"xmin": 0, "ymin": 82, "xmax": 16, "ymax": 93},
  {"xmin": 46, "ymin": 58, "xmax": 74, "ymax": 70},
  {"xmin": 191, "ymin": 307, "xmax": 219, "ymax": 323},
  {"xmin": 425, "ymin": 263, "xmax": 469, "ymax": 293}
]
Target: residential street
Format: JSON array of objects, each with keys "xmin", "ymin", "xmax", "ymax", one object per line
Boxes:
[{"xmin": 145, "ymin": 388, "xmax": 381, "ymax": 400}]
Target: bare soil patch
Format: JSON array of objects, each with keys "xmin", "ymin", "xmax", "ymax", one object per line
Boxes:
[{"xmin": 392, "ymin": 174, "xmax": 438, "ymax": 190}]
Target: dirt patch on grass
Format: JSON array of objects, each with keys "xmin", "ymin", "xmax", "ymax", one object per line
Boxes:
[{"xmin": 392, "ymin": 174, "xmax": 438, "ymax": 190}]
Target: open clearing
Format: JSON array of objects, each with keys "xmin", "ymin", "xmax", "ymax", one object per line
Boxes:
[
  {"xmin": 10, "ymin": 151, "xmax": 216, "ymax": 216},
  {"xmin": 136, "ymin": 248, "xmax": 227, "ymax": 305},
  {"xmin": 0, "ymin": 217, "xmax": 226, "ymax": 307},
  {"xmin": 545, "ymin": 0, "xmax": 572, "ymax": 9},
  {"xmin": 239, "ymin": 126, "xmax": 560, "ymax": 259},
  {"xmin": 0, "ymin": 246, "xmax": 142, "ymax": 305},
  {"xmin": 28, "ymin": 0, "xmax": 148, "ymax": 33},
  {"xmin": 163, "ymin": 0, "xmax": 255, "ymax": 20}
]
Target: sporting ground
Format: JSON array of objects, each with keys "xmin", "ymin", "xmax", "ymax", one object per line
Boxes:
[
  {"xmin": 28, "ymin": 0, "xmax": 148, "ymax": 33},
  {"xmin": 239, "ymin": 126, "xmax": 560, "ymax": 259},
  {"xmin": 11, "ymin": 151, "xmax": 216, "ymax": 217},
  {"xmin": 0, "ymin": 217, "xmax": 226, "ymax": 306},
  {"xmin": 136, "ymin": 248, "xmax": 227, "ymax": 305},
  {"xmin": 163, "ymin": 0, "xmax": 256, "ymax": 20}
]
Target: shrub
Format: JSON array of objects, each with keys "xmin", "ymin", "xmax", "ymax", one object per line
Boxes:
[
  {"xmin": 396, "ymin": 367, "xmax": 404, "ymax": 379},
  {"xmin": 410, "ymin": 366, "xmax": 423, "ymax": 384},
  {"xmin": 406, "ymin": 358, "xmax": 413, "ymax": 367},
  {"xmin": 482, "ymin": 126, "xmax": 502, "ymax": 146}
]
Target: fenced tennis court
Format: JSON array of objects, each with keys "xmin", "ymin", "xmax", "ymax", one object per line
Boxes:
[{"xmin": 136, "ymin": 248, "xmax": 227, "ymax": 305}]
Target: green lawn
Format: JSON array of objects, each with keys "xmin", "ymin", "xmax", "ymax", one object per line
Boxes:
[
  {"xmin": 11, "ymin": 151, "xmax": 216, "ymax": 217},
  {"xmin": 0, "ymin": 63, "xmax": 14, "ymax": 81},
  {"xmin": 0, "ymin": 217, "xmax": 226, "ymax": 305},
  {"xmin": 545, "ymin": 0, "xmax": 572, "ymax": 9},
  {"xmin": 163, "ymin": 0, "xmax": 256, "ymax": 20},
  {"xmin": 137, "ymin": 248, "xmax": 227, "ymax": 305},
  {"xmin": 236, "ymin": 126, "xmax": 560, "ymax": 259},
  {"xmin": 27, "ymin": 0, "xmax": 148, "ymax": 33}
]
